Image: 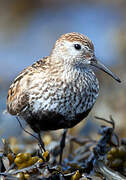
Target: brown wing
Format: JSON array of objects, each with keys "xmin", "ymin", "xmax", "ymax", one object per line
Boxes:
[{"xmin": 7, "ymin": 57, "xmax": 49, "ymax": 115}]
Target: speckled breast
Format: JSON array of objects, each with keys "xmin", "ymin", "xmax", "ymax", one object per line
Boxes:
[{"xmin": 22, "ymin": 70, "xmax": 99, "ymax": 132}]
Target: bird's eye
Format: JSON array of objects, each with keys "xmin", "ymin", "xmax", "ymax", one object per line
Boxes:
[{"xmin": 74, "ymin": 44, "xmax": 81, "ymax": 50}]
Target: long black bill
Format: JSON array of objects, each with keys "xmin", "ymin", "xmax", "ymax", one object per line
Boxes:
[{"xmin": 90, "ymin": 58, "xmax": 121, "ymax": 83}]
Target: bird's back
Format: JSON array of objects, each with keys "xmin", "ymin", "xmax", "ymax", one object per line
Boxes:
[{"xmin": 7, "ymin": 57, "xmax": 50, "ymax": 115}]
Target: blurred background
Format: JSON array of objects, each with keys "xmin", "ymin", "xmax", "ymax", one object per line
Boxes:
[{"xmin": 0, "ymin": 0, "xmax": 126, "ymax": 142}]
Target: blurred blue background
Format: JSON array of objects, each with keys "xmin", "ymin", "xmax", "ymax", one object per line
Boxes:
[
  {"xmin": 0, "ymin": 0, "xmax": 126, "ymax": 139},
  {"xmin": 0, "ymin": 1, "xmax": 124, "ymax": 79}
]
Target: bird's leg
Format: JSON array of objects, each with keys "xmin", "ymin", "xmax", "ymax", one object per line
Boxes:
[
  {"xmin": 16, "ymin": 117, "xmax": 47, "ymax": 160},
  {"xmin": 59, "ymin": 129, "xmax": 68, "ymax": 164},
  {"xmin": 16, "ymin": 116, "xmax": 38, "ymax": 140},
  {"xmin": 38, "ymin": 132, "xmax": 46, "ymax": 152},
  {"xmin": 37, "ymin": 133, "xmax": 51, "ymax": 162},
  {"xmin": 16, "ymin": 117, "xmax": 46, "ymax": 152}
]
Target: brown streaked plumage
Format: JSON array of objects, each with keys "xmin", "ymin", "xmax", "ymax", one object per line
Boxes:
[
  {"xmin": 55, "ymin": 32, "xmax": 94, "ymax": 51},
  {"xmin": 7, "ymin": 32, "xmax": 121, "ymax": 163},
  {"xmin": 7, "ymin": 57, "xmax": 49, "ymax": 115}
]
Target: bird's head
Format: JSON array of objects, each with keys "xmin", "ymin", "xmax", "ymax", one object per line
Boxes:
[{"xmin": 51, "ymin": 32, "xmax": 121, "ymax": 83}]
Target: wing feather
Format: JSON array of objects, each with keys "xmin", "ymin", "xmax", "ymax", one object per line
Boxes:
[{"xmin": 7, "ymin": 57, "xmax": 49, "ymax": 115}]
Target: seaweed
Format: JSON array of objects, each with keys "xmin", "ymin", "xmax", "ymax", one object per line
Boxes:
[{"xmin": 0, "ymin": 116, "xmax": 126, "ymax": 179}]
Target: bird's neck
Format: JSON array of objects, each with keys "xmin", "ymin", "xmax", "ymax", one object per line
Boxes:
[
  {"xmin": 63, "ymin": 64, "xmax": 94, "ymax": 82},
  {"xmin": 49, "ymin": 55, "xmax": 97, "ymax": 84}
]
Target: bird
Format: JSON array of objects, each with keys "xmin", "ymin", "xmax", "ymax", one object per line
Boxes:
[{"xmin": 6, "ymin": 32, "xmax": 121, "ymax": 163}]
